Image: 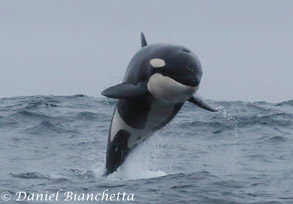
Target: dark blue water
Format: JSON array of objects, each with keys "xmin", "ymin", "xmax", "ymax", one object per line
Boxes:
[{"xmin": 0, "ymin": 95, "xmax": 293, "ymax": 204}]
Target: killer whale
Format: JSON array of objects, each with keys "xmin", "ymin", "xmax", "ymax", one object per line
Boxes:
[{"xmin": 102, "ymin": 33, "xmax": 217, "ymax": 175}]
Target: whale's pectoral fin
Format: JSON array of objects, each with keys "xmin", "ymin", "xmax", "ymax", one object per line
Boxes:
[
  {"xmin": 102, "ymin": 83, "xmax": 149, "ymax": 99},
  {"xmin": 188, "ymin": 93, "xmax": 218, "ymax": 112}
]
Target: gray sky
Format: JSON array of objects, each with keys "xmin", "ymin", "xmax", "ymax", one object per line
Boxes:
[{"xmin": 1, "ymin": 0, "xmax": 293, "ymax": 102}]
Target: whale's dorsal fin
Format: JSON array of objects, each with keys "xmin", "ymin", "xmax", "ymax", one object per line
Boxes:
[
  {"xmin": 141, "ymin": 32, "xmax": 147, "ymax": 47},
  {"xmin": 102, "ymin": 83, "xmax": 149, "ymax": 99},
  {"xmin": 188, "ymin": 93, "xmax": 218, "ymax": 112}
]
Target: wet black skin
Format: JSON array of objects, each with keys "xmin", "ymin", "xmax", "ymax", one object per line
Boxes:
[
  {"xmin": 105, "ymin": 43, "xmax": 203, "ymax": 175},
  {"xmin": 123, "ymin": 43, "xmax": 203, "ymax": 87}
]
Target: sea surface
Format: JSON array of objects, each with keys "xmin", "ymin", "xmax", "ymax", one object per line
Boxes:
[{"xmin": 0, "ymin": 95, "xmax": 293, "ymax": 204}]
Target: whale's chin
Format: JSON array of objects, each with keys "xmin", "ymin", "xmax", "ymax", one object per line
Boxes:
[{"xmin": 147, "ymin": 73, "xmax": 196, "ymax": 104}]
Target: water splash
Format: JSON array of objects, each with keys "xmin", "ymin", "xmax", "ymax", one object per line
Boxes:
[
  {"xmin": 106, "ymin": 134, "xmax": 168, "ymax": 181},
  {"xmin": 217, "ymin": 105, "xmax": 240, "ymax": 174}
]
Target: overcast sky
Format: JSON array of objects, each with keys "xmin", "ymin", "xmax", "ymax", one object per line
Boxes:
[{"xmin": 1, "ymin": 0, "xmax": 293, "ymax": 102}]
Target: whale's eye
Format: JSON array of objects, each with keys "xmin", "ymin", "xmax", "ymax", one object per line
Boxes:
[{"xmin": 150, "ymin": 58, "xmax": 165, "ymax": 68}]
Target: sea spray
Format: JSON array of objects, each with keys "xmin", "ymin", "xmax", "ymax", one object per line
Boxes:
[{"xmin": 217, "ymin": 105, "xmax": 240, "ymax": 174}]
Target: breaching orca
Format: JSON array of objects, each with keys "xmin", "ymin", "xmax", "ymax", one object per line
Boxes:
[{"xmin": 102, "ymin": 33, "xmax": 217, "ymax": 175}]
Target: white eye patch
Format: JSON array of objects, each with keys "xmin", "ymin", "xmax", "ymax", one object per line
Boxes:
[{"xmin": 150, "ymin": 58, "xmax": 165, "ymax": 68}]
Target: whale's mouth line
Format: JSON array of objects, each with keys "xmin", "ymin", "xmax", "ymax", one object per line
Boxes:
[
  {"xmin": 154, "ymin": 69, "xmax": 200, "ymax": 87},
  {"xmin": 171, "ymin": 78, "xmax": 198, "ymax": 88},
  {"xmin": 162, "ymin": 75, "xmax": 199, "ymax": 88}
]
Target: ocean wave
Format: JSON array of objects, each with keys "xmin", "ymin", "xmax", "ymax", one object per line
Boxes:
[
  {"xmin": 10, "ymin": 172, "xmax": 50, "ymax": 179},
  {"xmin": 1, "ymin": 95, "xmax": 293, "ymax": 204},
  {"xmin": 24, "ymin": 120, "xmax": 79, "ymax": 135},
  {"xmin": 13, "ymin": 110, "xmax": 53, "ymax": 119},
  {"xmin": 276, "ymin": 100, "xmax": 293, "ymax": 107},
  {"xmin": 10, "ymin": 172, "xmax": 71, "ymax": 184}
]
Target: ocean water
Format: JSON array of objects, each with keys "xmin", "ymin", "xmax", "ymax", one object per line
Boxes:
[{"xmin": 0, "ymin": 95, "xmax": 293, "ymax": 204}]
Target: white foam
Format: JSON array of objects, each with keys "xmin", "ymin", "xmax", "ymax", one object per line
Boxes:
[
  {"xmin": 92, "ymin": 162, "xmax": 108, "ymax": 177},
  {"xmin": 108, "ymin": 168, "xmax": 166, "ymax": 181},
  {"xmin": 106, "ymin": 133, "xmax": 168, "ymax": 181}
]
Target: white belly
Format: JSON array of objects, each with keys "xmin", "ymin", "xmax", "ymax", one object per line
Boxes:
[{"xmin": 110, "ymin": 101, "xmax": 175, "ymax": 148}]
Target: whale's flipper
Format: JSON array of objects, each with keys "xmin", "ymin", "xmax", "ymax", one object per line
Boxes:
[
  {"xmin": 188, "ymin": 94, "xmax": 218, "ymax": 112},
  {"xmin": 102, "ymin": 83, "xmax": 149, "ymax": 99},
  {"xmin": 141, "ymin": 32, "xmax": 147, "ymax": 47}
]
